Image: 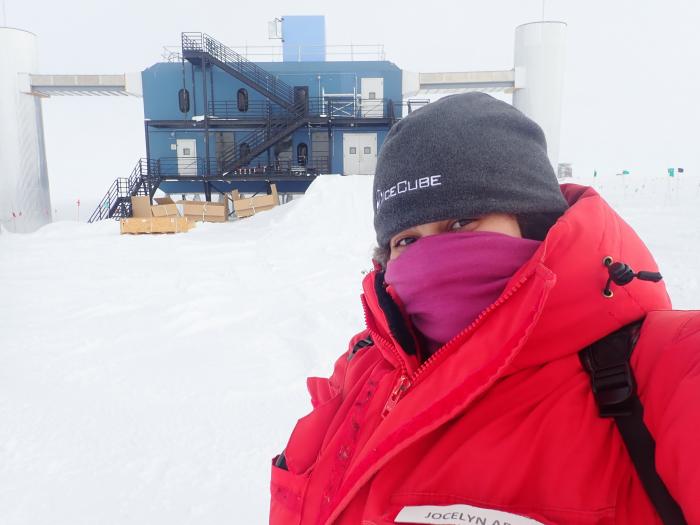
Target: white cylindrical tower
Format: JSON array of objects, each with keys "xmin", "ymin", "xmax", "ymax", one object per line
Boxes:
[
  {"xmin": 513, "ymin": 21, "xmax": 567, "ymax": 172},
  {"xmin": 0, "ymin": 27, "xmax": 52, "ymax": 233}
]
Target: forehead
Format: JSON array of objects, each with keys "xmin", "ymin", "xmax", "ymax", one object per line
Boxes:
[{"xmin": 391, "ymin": 220, "xmax": 450, "ymax": 236}]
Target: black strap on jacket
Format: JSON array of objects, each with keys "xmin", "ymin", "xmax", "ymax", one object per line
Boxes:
[
  {"xmin": 579, "ymin": 323, "xmax": 687, "ymax": 525},
  {"xmin": 374, "ymin": 271, "xmax": 418, "ymax": 356}
]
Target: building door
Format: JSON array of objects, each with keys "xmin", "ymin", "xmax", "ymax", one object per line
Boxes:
[
  {"xmin": 176, "ymin": 139, "xmax": 198, "ymax": 177},
  {"xmin": 360, "ymin": 77, "xmax": 384, "ymax": 117},
  {"xmin": 343, "ymin": 133, "xmax": 377, "ymax": 175},
  {"xmin": 311, "ymin": 132, "xmax": 329, "ymax": 172},
  {"xmin": 215, "ymin": 132, "xmax": 235, "ymax": 171},
  {"xmin": 274, "ymin": 136, "xmax": 293, "ymax": 171}
]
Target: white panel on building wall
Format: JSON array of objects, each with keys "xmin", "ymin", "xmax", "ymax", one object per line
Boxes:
[
  {"xmin": 342, "ymin": 134, "xmax": 356, "ymax": 175},
  {"xmin": 360, "ymin": 78, "xmax": 384, "ymax": 118},
  {"xmin": 0, "ymin": 28, "xmax": 52, "ymax": 233},
  {"xmin": 342, "ymin": 133, "xmax": 377, "ymax": 175},
  {"xmin": 176, "ymin": 139, "xmax": 198, "ymax": 177}
]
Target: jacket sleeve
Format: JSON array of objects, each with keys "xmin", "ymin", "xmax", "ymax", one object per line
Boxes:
[
  {"xmin": 279, "ymin": 329, "xmax": 372, "ymax": 475},
  {"xmin": 306, "ymin": 329, "xmax": 372, "ymax": 408},
  {"xmin": 633, "ymin": 311, "xmax": 700, "ymax": 524},
  {"xmin": 269, "ymin": 329, "xmax": 375, "ymax": 524}
]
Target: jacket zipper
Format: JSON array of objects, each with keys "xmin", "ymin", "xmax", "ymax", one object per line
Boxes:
[
  {"xmin": 378, "ymin": 273, "xmax": 531, "ymax": 418},
  {"xmin": 380, "ymin": 374, "xmax": 411, "ymax": 417},
  {"xmin": 361, "ymin": 296, "xmax": 413, "ymax": 416}
]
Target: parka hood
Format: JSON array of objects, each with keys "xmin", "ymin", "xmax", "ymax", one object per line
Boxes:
[
  {"xmin": 506, "ymin": 184, "xmax": 671, "ymax": 371},
  {"xmin": 360, "ymin": 184, "xmax": 672, "ymax": 374}
]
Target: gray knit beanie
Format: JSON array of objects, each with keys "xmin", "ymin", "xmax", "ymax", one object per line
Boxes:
[{"xmin": 373, "ymin": 92, "xmax": 568, "ymax": 247}]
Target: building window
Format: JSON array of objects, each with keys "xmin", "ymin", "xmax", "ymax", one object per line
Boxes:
[
  {"xmin": 297, "ymin": 143, "xmax": 308, "ymax": 166},
  {"xmin": 237, "ymin": 88, "xmax": 249, "ymax": 112},
  {"xmin": 364, "ymin": 146, "xmax": 371, "ymax": 154},
  {"xmin": 349, "ymin": 147, "xmax": 357, "ymax": 154},
  {"xmin": 368, "ymin": 91, "xmax": 376, "ymax": 100},
  {"xmin": 240, "ymin": 142, "xmax": 251, "ymax": 159},
  {"xmin": 178, "ymin": 88, "xmax": 190, "ymax": 113}
]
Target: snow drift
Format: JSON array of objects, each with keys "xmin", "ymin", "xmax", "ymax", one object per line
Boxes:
[{"xmin": 0, "ymin": 173, "xmax": 698, "ymax": 524}]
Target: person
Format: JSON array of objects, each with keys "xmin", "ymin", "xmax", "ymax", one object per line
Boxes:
[{"xmin": 269, "ymin": 93, "xmax": 699, "ymax": 525}]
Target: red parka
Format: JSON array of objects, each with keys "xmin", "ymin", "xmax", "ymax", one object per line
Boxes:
[{"xmin": 270, "ymin": 185, "xmax": 700, "ymax": 525}]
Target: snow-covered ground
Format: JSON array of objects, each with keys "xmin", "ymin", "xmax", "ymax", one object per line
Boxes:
[{"xmin": 1, "ymin": 174, "xmax": 699, "ymax": 524}]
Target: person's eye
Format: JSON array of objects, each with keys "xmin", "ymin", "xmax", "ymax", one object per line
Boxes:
[
  {"xmin": 393, "ymin": 236, "xmax": 418, "ymax": 248},
  {"xmin": 450, "ymin": 218, "xmax": 478, "ymax": 231}
]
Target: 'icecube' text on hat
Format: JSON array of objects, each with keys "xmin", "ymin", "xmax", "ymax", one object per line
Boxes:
[{"xmin": 372, "ymin": 92, "xmax": 568, "ymax": 247}]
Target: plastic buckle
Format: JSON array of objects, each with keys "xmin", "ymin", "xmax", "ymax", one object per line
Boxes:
[
  {"xmin": 347, "ymin": 337, "xmax": 373, "ymax": 361},
  {"xmin": 590, "ymin": 361, "xmax": 635, "ymax": 417}
]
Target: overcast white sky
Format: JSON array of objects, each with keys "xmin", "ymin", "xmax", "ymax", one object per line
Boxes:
[{"xmin": 4, "ymin": 0, "xmax": 699, "ymax": 215}]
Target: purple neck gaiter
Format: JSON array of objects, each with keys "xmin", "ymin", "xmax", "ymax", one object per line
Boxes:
[{"xmin": 385, "ymin": 231, "xmax": 541, "ymax": 356}]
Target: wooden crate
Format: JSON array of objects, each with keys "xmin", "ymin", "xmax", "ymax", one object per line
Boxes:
[
  {"xmin": 151, "ymin": 205, "xmax": 179, "ymax": 217},
  {"xmin": 232, "ymin": 184, "xmax": 279, "ymax": 219},
  {"xmin": 131, "ymin": 196, "xmax": 153, "ymax": 218},
  {"xmin": 120, "ymin": 216, "xmax": 195, "ymax": 234},
  {"xmin": 151, "ymin": 196, "xmax": 180, "ymax": 217},
  {"xmin": 178, "ymin": 201, "xmax": 228, "ymax": 223}
]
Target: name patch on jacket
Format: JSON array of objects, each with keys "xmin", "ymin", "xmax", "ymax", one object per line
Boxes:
[{"xmin": 395, "ymin": 504, "xmax": 544, "ymax": 525}]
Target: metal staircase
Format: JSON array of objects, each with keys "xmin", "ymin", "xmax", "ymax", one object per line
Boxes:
[
  {"xmin": 181, "ymin": 32, "xmax": 296, "ymax": 111},
  {"xmin": 219, "ymin": 101, "xmax": 309, "ymax": 175},
  {"xmin": 88, "ymin": 159, "xmax": 159, "ymax": 223},
  {"xmin": 181, "ymin": 31, "xmax": 313, "ymax": 175}
]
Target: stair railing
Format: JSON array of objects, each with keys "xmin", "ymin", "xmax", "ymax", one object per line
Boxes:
[
  {"xmin": 218, "ymin": 100, "xmax": 308, "ymax": 173},
  {"xmin": 182, "ymin": 32, "xmax": 295, "ymax": 107},
  {"xmin": 88, "ymin": 159, "xmax": 160, "ymax": 223}
]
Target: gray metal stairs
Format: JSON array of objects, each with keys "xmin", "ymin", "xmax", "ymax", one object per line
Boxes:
[
  {"xmin": 181, "ymin": 32, "xmax": 297, "ymax": 111},
  {"xmin": 88, "ymin": 159, "xmax": 159, "ymax": 222},
  {"xmin": 218, "ymin": 101, "xmax": 309, "ymax": 174},
  {"xmin": 181, "ymin": 32, "xmax": 312, "ymax": 174}
]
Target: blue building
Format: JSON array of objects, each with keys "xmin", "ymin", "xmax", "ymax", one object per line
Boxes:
[
  {"xmin": 71, "ymin": 18, "xmax": 562, "ymax": 224},
  {"xmin": 131, "ymin": 17, "xmax": 403, "ymax": 204},
  {"xmin": 87, "ymin": 16, "xmax": 414, "ymax": 221}
]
